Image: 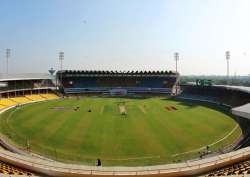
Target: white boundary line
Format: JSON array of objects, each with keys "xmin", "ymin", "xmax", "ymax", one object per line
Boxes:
[{"xmin": 172, "ymin": 124, "xmax": 240, "ymax": 157}]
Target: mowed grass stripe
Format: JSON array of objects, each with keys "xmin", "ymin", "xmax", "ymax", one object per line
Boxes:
[
  {"xmin": 133, "ymin": 98, "xmax": 190, "ymax": 154},
  {"xmin": 78, "ymin": 104, "xmax": 112, "ymax": 156},
  {"xmin": 10, "ymin": 99, "xmax": 68, "ymax": 129},
  {"xmin": 45, "ymin": 101, "xmax": 87, "ymax": 147},
  {"xmin": 127, "ymin": 104, "xmax": 166, "ymax": 157},
  {"xmin": 99, "ymin": 103, "xmax": 122, "ymax": 158},
  {"xmin": 145, "ymin": 99, "xmax": 193, "ymax": 154},
  {"xmin": 161, "ymin": 100, "xmax": 235, "ymax": 149},
  {"xmin": 101, "ymin": 105, "xmax": 128, "ymax": 158},
  {"xmin": 130, "ymin": 99, "xmax": 179, "ymax": 156},
  {"xmin": 109, "ymin": 103, "xmax": 146, "ymax": 158},
  {"xmin": 9, "ymin": 104, "xmax": 65, "ymax": 139},
  {"xmin": 143, "ymin": 99, "xmax": 231, "ymax": 154},
  {"xmin": 10, "ymin": 99, "xmax": 65, "ymax": 127},
  {"xmin": 183, "ymin": 106, "xmax": 235, "ymax": 144},
  {"xmin": 63, "ymin": 102, "xmax": 102, "ymax": 154},
  {"xmin": 31, "ymin": 110, "xmax": 74, "ymax": 147},
  {"xmin": 161, "ymin": 100, "xmax": 237, "ymax": 150},
  {"xmin": 15, "ymin": 108, "xmax": 68, "ymax": 141}
]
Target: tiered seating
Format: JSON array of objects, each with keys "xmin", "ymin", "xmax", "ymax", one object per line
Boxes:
[
  {"xmin": 25, "ymin": 95, "xmax": 45, "ymax": 101},
  {"xmin": 0, "ymin": 104, "xmax": 6, "ymax": 109},
  {"xmin": 40, "ymin": 93, "xmax": 59, "ymax": 99},
  {"xmin": 60, "ymin": 70, "xmax": 178, "ymax": 94},
  {"xmin": 138, "ymin": 78, "xmax": 166, "ymax": 88},
  {"xmin": 10, "ymin": 97, "xmax": 30, "ymax": 104},
  {"xmin": 64, "ymin": 88, "xmax": 109, "ymax": 94},
  {"xmin": 0, "ymin": 161, "xmax": 34, "ymax": 176},
  {"xmin": 0, "ymin": 99, "xmax": 16, "ymax": 107},
  {"xmin": 69, "ymin": 78, "xmax": 97, "ymax": 88},
  {"xmin": 207, "ymin": 159, "xmax": 250, "ymax": 176},
  {"xmin": 182, "ymin": 85, "xmax": 250, "ymax": 107},
  {"xmin": 0, "ymin": 93, "xmax": 59, "ymax": 110}
]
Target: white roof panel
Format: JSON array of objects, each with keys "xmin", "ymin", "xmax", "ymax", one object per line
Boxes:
[
  {"xmin": 232, "ymin": 103, "xmax": 250, "ymax": 119},
  {"xmin": 216, "ymin": 85, "xmax": 250, "ymax": 93},
  {"xmin": 0, "ymin": 73, "xmax": 54, "ymax": 81}
]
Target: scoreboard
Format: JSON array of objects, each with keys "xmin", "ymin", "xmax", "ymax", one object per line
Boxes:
[{"xmin": 196, "ymin": 79, "xmax": 213, "ymax": 86}]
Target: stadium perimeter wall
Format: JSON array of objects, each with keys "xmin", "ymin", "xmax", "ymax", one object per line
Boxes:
[{"xmin": 0, "ymin": 139, "xmax": 250, "ymax": 177}]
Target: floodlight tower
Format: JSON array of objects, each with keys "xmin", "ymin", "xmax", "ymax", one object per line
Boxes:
[
  {"xmin": 225, "ymin": 51, "xmax": 230, "ymax": 85},
  {"xmin": 174, "ymin": 52, "xmax": 180, "ymax": 95},
  {"xmin": 59, "ymin": 52, "xmax": 64, "ymax": 71},
  {"xmin": 174, "ymin": 52, "xmax": 179, "ymax": 74},
  {"xmin": 6, "ymin": 49, "xmax": 11, "ymax": 74},
  {"xmin": 59, "ymin": 52, "xmax": 64, "ymax": 88}
]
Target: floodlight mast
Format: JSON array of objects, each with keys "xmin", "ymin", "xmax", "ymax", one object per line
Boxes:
[
  {"xmin": 174, "ymin": 52, "xmax": 179, "ymax": 95},
  {"xmin": 174, "ymin": 52, "xmax": 179, "ymax": 74},
  {"xmin": 6, "ymin": 49, "xmax": 11, "ymax": 74},
  {"xmin": 59, "ymin": 52, "xmax": 64, "ymax": 88},
  {"xmin": 59, "ymin": 52, "xmax": 64, "ymax": 71},
  {"xmin": 225, "ymin": 51, "xmax": 230, "ymax": 85}
]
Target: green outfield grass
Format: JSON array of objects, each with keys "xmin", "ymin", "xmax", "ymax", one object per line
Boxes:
[{"xmin": 0, "ymin": 97, "xmax": 242, "ymax": 166}]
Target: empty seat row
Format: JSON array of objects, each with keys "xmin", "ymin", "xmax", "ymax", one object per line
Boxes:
[
  {"xmin": 207, "ymin": 159, "xmax": 250, "ymax": 176},
  {"xmin": 0, "ymin": 93, "xmax": 59, "ymax": 110},
  {"xmin": 0, "ymin": 161, "xmax": 34, "ymax": 176}
]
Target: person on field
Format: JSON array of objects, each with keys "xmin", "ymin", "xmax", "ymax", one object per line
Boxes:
[{"xmin": 96, "ymin": 158, "xmax": 101, "ymax": 166}]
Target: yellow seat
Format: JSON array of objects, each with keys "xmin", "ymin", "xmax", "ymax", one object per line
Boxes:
[
  {"xmin": 0, "ymin": 105, "xmax": 6, "ymax": 109},
  {"xmin": 40, "ymin": 93, "xmax": 59, "ymax": 99},
  {"xmin": 0, "ymin": 99, "xmax": 16, "ymax": 107},
  {"xmin": 10, "ymin": 97, "xmax": 30, "ymax": 104},
  {"xmin": 25, "ymin": 95, "xmax": 45, "ymax": 101},
  {"xmin": 0, "ymin": 161, "xmax": 33, "ymax": 176}
]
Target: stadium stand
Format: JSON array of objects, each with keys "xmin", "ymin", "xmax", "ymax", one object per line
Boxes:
[
  {"xmin": 0, "ymin": 99, "xmax": 16, "ymax": 107},
  {"xmin": 181, "ymin": 85, "xmax": 250, "ymax": 107},
  {"xmin": 206, "ymin": 159, "xmax": 250, "ymax": 176},
  {"xmin": 57, "ymin": 70, "xmax": 179, "ymax": 95},
  {"xmin": 40, "ymin": 93, "xmax": 59, "ymax": 99},
  {"xmin": 25, "ymin": 94, "xmax": 46, "ymax": 101},
  {"xmin": 0, "ymin": 161, "xmax": 34, "ymax": 176},
  {"xmin": 0, "ymin": 73, "xmax": 55, "ymax": 92},
  {"xmin": 9, "ymin": 96, "xmax": 30, "ymax": 104},
  {"xmin": 0, "ymin": 94, "xmax": 58, "ymax": 110},
  {"xmin": 0, "ymin": 73, "xmax": 58, "ymax": 176},
  {"xmin": 0, "ymin": 73, "xmax": 58, "ymax": 110}
]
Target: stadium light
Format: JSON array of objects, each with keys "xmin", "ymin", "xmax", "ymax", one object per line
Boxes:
[
  {"xmin": 58, "ymin": 52, "xmax": 64, "ymax": 88},
  {"xmin": 6, "ymin": 49, "xmax": 11, "ymax": 74},
  {"xmin": 174, "ymin": 52, "xmax": 180, "ymax": 95},
  {"xmin": 59, "ymin": 52, "xmax": 64, "ymax": 71},
  {"xmin": 174, "ymin": 52, "xmax": 179, "ymax": 74},
  {"xmin": 225, "ymin": 51, "xmax": 230, "ymax": 85}
]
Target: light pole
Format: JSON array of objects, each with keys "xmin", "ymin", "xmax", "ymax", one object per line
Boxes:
[
  {"xmin": 59, "ymin": 52, "xmax": 64, "ymax": 71},
  {"xmin": 6, "ymin": 49, "xmax": 11, "ymax": 74},
  {"xmin": 59, "ymin": 52, "xmax": 64, "ymax": 88},
  {"xmin": 174, "ymin": 52, "xmax": 179, "ymax": 74},
  {"xmin": 174, "ymin": 52, "xmax": 179, "ymax": 95},
  {"xmin": 225, "ymin": 51, "xmax": 230, "ymax": 85}
]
